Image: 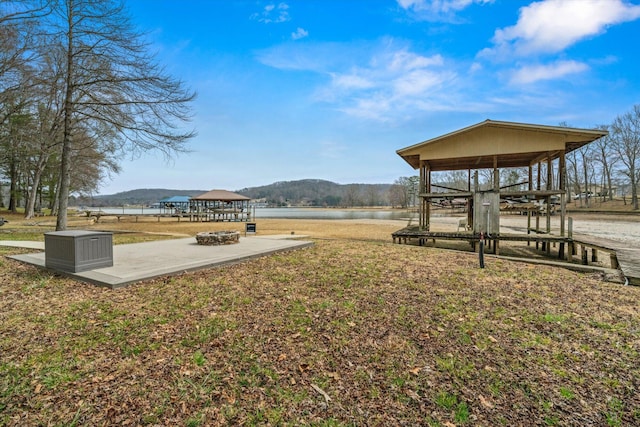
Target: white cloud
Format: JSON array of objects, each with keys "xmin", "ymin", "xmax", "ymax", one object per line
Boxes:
[
  {"xmin": 256, "ymin": 36, "xmax": 599, "ymax": 123},
  {"xmin": 509, "ymin": 60, "xmax": 589, "ymax": 85},
  {"xmin": 256, "ymin": 41, "xmax": 352, "ymax": 72},
  {"xmin": 330, "ymin": 72, "xmax": 375, "ymax": 90},
  {"xmin": 339, "ymin": 96, "xmax": 393, "ymax": 121},
  {"xmin": 484, "ymin": 0, "xmax": 640, "ymax": 57},
  {"xmin": 325, "ymin": 46, "xmax": 458, "ymax": 119},
  {"xmin": 291, "ymin": 27, "xmax": 308, "ymax": 40},
  {"xmin": 397, "ymin": 0, "xmax": 494, "ymax": 21},
  {"xmin": 387, "ymin": 50, "xmax": 444, "ymax": 71},
  {"xmin": 251, "ymin": 2, "xmax": 291, "ymax": 24},
  {"xmin": 393, "ymin": 69, "xmax": 453, "ymax": 96},
  {"xmin": 258, "ymin": 39, "xmax": 461, "ymax": 121},
  {"xmin": 469, "ymin": 62, "xmax": 482, "ymax": 73}
]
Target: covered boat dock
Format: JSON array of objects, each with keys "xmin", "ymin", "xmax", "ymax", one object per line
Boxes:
[
  {"xmin": 393, "ymin": 120, "xmax": 609, "ymax": 262},
  {"xmin": 190, "ymin": 189, "xmax": 251, "ymax": 222}
]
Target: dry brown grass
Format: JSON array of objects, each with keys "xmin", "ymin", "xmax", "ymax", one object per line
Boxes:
[
  {"xmin": 1, "ymin": 209, "xmax": 639, "ymax": 425},
  {"xmin": 1, "ymin": 233, "xmax": 639, "ymax": 426}
]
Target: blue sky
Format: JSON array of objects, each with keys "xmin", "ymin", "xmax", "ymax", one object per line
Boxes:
[{"xmin": 98, "ymin": 0, "xmax": 640, "ymax": 194}]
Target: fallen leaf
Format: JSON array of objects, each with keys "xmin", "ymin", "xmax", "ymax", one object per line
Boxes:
[
  {"xmin": 479, "ymin": 394, "xmax": 494, "ymax": 409},
  {"xmin": 409, "ymin": 367, "xmax": 422, "ymax": 375},
  {"xmin": 311, "ymin": 383, "xmax": 331, "ymax": 404},
  {"xmin": 327, "ymin": 372, "xmax": 341, "ymax": 380},
  {"xmin": 406, "ymin": 389, "xmax": 420, "ymax": 400}
]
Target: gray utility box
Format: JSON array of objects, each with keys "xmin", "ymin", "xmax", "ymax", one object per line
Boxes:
[{"xmin": 45, "ymin": 230, "xmax": 113, "ymax": 272}]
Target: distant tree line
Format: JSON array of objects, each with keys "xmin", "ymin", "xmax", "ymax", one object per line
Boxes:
[
  {"xmin": 0, "ymin": 0, "xmax": 195, "ymax": 229},
  {"xmin": 564, "ymin": 107, "xmax": 640, "ymax": 210},
  {"xmin": 237, "ymin": 179, "xmax": 393, "ymax": 207}
]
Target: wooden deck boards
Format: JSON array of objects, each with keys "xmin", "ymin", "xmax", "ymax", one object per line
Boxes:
[
  {"xmin": 572, "ymin": 233, "xmax": 640, "ymax": 285},
  {"xmin": 392, "ymin": 227, "xmax": 568, "ymax": 244}
]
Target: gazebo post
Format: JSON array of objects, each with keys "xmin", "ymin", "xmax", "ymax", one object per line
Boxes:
[
  {"xmin": 536, "ymin": 160, "xmax": 541, "ymax": 248},
  {"xmin": 546, "ymin": 155, "xmax": 552, "ymax": 254},
  {"xmin": 467, "ymin": 168, "xmax": 473, "ymax": 230},
  {"xmin": 527, "ymin": 163, "xmax": 533, "ymax": 245},
  {"xmin": 420, "ymin": 160, "xmax": 431, "ymax": 230},
  {"xmin": 493, "ymin": 156, "xmax": 500, "ymax": 254},
  {"xmin": 559, "ymin": 150, "xmax": 567, "ymax": 259}
]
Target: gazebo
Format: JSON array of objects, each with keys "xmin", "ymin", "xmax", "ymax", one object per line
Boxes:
[
  {"xmin": 190, "ymin": 189, "xmax": 251, "ymax": 222},
  {"xmin": 159, "ymin": 196, "xmax": 192, "ymax": 216},
  {"xmin": 393, "ymin": 120, "xmax": 608, "ymax": 258}
]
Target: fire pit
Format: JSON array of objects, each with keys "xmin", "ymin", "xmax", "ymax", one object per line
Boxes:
[{"xmin": 196, "ymin": 231, "xmax": 240, "ymax": 245}]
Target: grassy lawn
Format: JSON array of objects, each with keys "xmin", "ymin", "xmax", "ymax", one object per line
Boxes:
[{"xmin": 0, "ymin": 213, "xmax": 639, "ymax": 425}]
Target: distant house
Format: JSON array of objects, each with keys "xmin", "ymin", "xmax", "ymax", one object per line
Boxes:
[{"xmin": 571, "ymin": 184, "xmax": 617, "ymax": 199}]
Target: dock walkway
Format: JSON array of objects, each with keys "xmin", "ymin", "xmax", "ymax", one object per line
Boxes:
[{"xmin": 572, "ymin": 234, "xmax": 640, "ymax": 285}]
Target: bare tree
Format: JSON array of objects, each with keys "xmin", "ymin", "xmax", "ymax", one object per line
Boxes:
[
  {"xmin": 558, "ymin": 121, "xmax": 597, "ymax": 207},
  {"xmin": 21, "ymin": 43, "xmax": 66, "ymax": 218},
  {"xmin": 1, "ymin": 2, "xmax": 52, "ymax": 214},
  {"xmin": 1, "ymin": 108, "xmax": 31, "ymax": 212},
  {"xmin": 390, "ymin": 176, "xmax": 418, "ymax": 209},
  {"xmin": 566, "ymin": 150, "xmax": 580, "ymax": 200},
  {"xmin": 591, "ymin": 125, "xmax": 617, "ymax": 201},
  {"xmin": 501, "ymin": 167, "xmax": 527, "ymax": 190},
  {"xmin": 388, "ymin": 183, "xmax": 404, "ymax": 208},
  {"xmin": 575, "ymin": 144, "xmax": 595, "ymax": 207},
  {"xmin": 439, "ymin": 170, "xmax": 469, "ymax": 190},
  {"xmin": 44, "ymin": 0, "xmax": 196, "ymax": 230},
  {"xmin": 1, "ymin": 1, "xmax": 50, "ymax": 124},
  {"xmin": 364, "ymin": 185, "xmax": 380, "ymax": 207},
  {"xmin": 341, "ymin": 184, "xmax": 362, "ymax": 207},
  {"xmin": 611, "ymin": 105, "xmax": 640, "ymax": 210}
]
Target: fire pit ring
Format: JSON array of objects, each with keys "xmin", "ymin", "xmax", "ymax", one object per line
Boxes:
[{"xmin": 196, "ymin": 231, "xmax": 240, "ymax": 245}]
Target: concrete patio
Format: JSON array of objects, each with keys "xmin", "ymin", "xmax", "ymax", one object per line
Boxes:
[{"xmin": 5, "ymin": 235, "xmax": 313, "ymax": 289}]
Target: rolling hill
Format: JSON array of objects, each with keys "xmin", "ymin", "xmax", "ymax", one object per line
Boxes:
[{"xmin": 76, "ymin": 179, "xmax": 394, "ymax": 207}]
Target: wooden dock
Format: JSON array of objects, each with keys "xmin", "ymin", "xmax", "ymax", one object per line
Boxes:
[
  {"xmin": 83, "ymin": 211, "xmax": 251, "ymax": 223},
  {"xmin": 572, "ymin": 234, "xmax": 640, "ymax": 285},
  {"xmin": 392, "ymin": 227, "xmax": 569, "ymax": 258},
  {"xmin": 84, "ymin": 211, "xmax": 188, "ymax": 223},
  {"xmin": 392, "ymin": 226, "xmax": 639, "ymax": 285}
]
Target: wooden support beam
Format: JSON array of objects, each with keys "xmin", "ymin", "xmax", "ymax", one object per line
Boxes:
[
  {"xmin": 610, "ymin": 253, "xmax": 619, "ymax": 269},
  {"xmin": 529, "ymin": 150, "xmax": 561, "ymax": 166}
]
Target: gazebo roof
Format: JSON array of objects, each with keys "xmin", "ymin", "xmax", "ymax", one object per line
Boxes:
[
  {"xmin": 159, "ymin": 196, "xmax": 191, "ymax": 203},
  {"xmin": 192, "ymin": 189, "xmax": 250, "ymax": 201},
  {"xmin": 397, "ymin": 119, "xmax": 608, "ymax": 171}
]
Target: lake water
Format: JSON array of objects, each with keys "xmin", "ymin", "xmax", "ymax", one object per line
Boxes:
[
  {"xmin": 253, "ymin": 208, "xmax": 413, "ymax": 220},
  {"xmin": 82, "ymin": 207, "xmax": 416, "ymax": 221}
]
